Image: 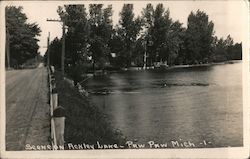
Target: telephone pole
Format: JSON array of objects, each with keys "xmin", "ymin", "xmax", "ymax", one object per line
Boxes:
[
  {"xmin": 143, "ymin": 30, "xmax": 148, "ymax": 70},
  {"xmin": 6, "ymin": 28, "xmax": 10, "ymax": 69},
  {"xmin": 62, "ymin": 23, "xmax": 65, "ymax": 77},
  {"xmin": 47, "ymin": 19, "xmax": 65, "ymax": 77},
  {"xmin": 47, "ymin": 32, "xmax": 50, "ymax": 67},
  {"xmin": 143, "ymin": 40, "xmax": 147, "ymax": 70}
]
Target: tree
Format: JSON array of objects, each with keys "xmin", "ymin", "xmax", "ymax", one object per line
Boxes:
[
  {"xmin": 165, "ymin": 20, "xmax": 185, "ymax": 65},
  {"xmin": 45, "ymin": 37, "xmax": 62, "ymax": 67},
  {"xmin": 212, "ymin": 36, "xmax": 227, "ymax": 62},
  {"xmin": 118, "ymin": 4, "xmax": 142, "ymax": 67},
  {"xmin": 142, "ymin": 4, "xmax": 154, "ymax": 29},
  {"xmin": 58, "ymin": 5, "xmax": 90, "ymax": 67},
  {"xmin": 109, "ymin": 27, "xmax": 126, "ymax": 68},
  {"xmin": 212, "ymin": 35, "xmax": 241, "ymax": 62},
  {"xmin": 150, "ymin": 4, "xmax": 172, "ymax": 63},
  {"xmin": 228, "ymin": 43, "xmax": 242, "ymax": 60},
  {"xmin": 89, "ymin": 4, "xmax": 113, "ymax": 71},
  {"xmin": 185, "ymin": 10, "xmax": 214, "ymax": 64},
  {"xmin": 58, "ymin": 5, "xmax": 90, "ymax": 85},
  {"xmin": 223, "ymin": 35, "xmax": 234, "ymax": 60},
  {"xmin": 141, "ymin": 3, "xmax": 185, "ymax": 66},
  {"xmin": 141, "ymin": 4, "xmax": 154, "ymax": 66},
  {"xmin": 6, "ymin": 6, "xmax": 41, "ymax": 67}
]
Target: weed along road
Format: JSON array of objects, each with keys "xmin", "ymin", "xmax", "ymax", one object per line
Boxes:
[{"xmin": 6, "ymin": 64, "xmax": 50, "ymax": 150}]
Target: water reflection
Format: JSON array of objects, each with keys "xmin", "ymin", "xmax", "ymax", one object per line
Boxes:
[{"xmin": 86, "ymin": 62, "xmax": 242, "ymax": 148}]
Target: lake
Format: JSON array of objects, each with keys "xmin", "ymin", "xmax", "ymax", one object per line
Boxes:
[{"xmin": 85, "ymin": 61, "xmax": 242, "ymax": 148}]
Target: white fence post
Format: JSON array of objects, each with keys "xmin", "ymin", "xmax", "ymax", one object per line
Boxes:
[
  {"xmin": 50, "ymin": 66, "xmax": 55, "ymax": 74},
  {"xmin": 48, "ymin": 65, "xmax": 65, "ymax": 150},
  {"xmin": 53, "ymin": 106, "xmax": 66, "ymax": 147},
  {"xmin": 48, "ymin": 66, "xmax": 58, "ymax": 149},
  {"xmin": 52, "ymin": 88, "xmax": 58, "ymax": 110}
]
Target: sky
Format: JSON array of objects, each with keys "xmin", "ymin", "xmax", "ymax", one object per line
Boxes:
[{"xmin": 4, "ymin": 0, "xmax": 249, "ymax": 55}]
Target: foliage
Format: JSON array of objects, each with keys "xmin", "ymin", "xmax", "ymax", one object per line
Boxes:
[
  {"xmin": 185, "ymin": 10, "xmax": 215, "ymax": 64},
  {"xmin": 150, "ymin": 4, "xmax": 172, "ymax": 63},
  {"xmin": 166, "ymin": 20, "xmax": 185, "ymax": 65},
  {"xmin": 57, "ymin": 5, "xmax": 91, "ymax": 84},
  {"xmin": 47, "ymin": 3, "xmax": 242, "ymax": 73},
  {"xmin": 117, "ymin": 4, "xmax": 143, "ymax": 67},
  {"xmin": 6, "ymin": 6, "xmax": 41, "ymax": 67},
  {"xmin": 140, "ymin": 4, "xmax": 185, "ymax": 66},
  {"xmin": 212, "ymin": 35, "xmax": 242, "ymax": 62},
  {"xmin": 58, "ymin": 5, "xmax": 90, "ymax": 67},
  {"xmin": 45, "ymin": 37, "xmax": 62, "ymax": 67},
  {"xmin": 89, "ymin": 4, "xmax": 113, "ymax": 70}
]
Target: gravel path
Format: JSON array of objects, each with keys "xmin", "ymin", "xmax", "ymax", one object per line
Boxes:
[{"xmin": 6, "ymin": 65, "xmax": 50, "ymax": 151}]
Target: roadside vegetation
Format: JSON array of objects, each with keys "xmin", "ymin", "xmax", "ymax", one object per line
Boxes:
[{"xmin": 5, "ymin": 6, "xmax": 41, "ymax": 69}]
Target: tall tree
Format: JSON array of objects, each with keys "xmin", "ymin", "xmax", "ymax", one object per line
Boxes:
[
  {"xmin": 58, "ymin": 5, "xmax": 90, "ymax": 84},
  {"xmin": 118, "ymin": 4, "xmax": 142, "ymax": 67},
  {"xmin": 58, "ymin": 5, "xmax": 90, "ymax": 67},
  {"xmin": 141, "ymin": 4, "xmax": 154, "ymax": 66},
  {"xmin": 6, "ymin": 6, "xmax": 41, "ymax": 67},
  {"xmin": 223, "ymin": 35, "xmax": 234, "ymax": 60},
  {"xmin": 45, "ymin": 37, "xmax": 62, "ymax": 67},
  {"xmin": 151, "ymin": 4, "xmax": 172, "ymax": 63},
  {"xmin": 142, "ymin": 4, "xmax": 154, "ymax": 29},
  {"xmin": 89, "ymin": 4, "xmax": 113, "ymax": 71},
  {"xmin": 165, "ymin": 20, "xmax": 185, "ymax": 65},
  {"xmin": 141, "ymin": 3, "xmax": 184, "ymax": 66},
  {"xmin": 185, "ymin": 10, "xmax": 214, "ymax": 64},
  {"xmin": 109, "ymin": 26, "xmax": 126, "ymax": 68}
]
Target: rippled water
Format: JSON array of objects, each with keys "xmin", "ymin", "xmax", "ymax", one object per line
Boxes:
[{"xmin": 86, "ymin": 61, "xmax": 242, "ymax": 148}]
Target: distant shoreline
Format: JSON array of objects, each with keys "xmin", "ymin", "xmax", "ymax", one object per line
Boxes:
[
  {"xmin": 105, "ymin": 60, "xmax": 242, "ymax": 73},
  {"xmin": 166, "ymin": 60, "xmax": 241, "ymax": 69}
]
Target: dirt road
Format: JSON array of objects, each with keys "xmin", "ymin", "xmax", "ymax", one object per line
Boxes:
[{"xmin": 6, "ymin": 64, "xmax": 50, "ymax": 150}]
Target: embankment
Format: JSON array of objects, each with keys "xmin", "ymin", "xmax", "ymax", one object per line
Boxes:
[{"xmin": 54, "ymin": 71, "xmax": 126, "ymax": 147}]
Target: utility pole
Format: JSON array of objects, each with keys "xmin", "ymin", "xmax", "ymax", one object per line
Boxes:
[
  {"xmin": 62, "ymin": 23, "xmax": 65, "ymax": 77},
  {"xmin": 47, "ymin": 19, "xmax": 65, "ymax": 77},
  {"xmin": 47, "ymin": 32, "xmax": 50, "ymax": 67},
  {"xmin": 6, "ymin": 28, "xmax": 10, "ymax": 69},
  {"xmin": 143, "ymin": 31, "xmax": 148, "ymax": 70},
  {"xmin": 143, "ymin": 40, "xmax": 147, "ymax": 70}
]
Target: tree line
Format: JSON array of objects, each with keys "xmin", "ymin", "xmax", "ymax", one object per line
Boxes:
[
  {"xmin": 46, "ymin": 4, "xmax": 241, "ymax": 76},
  {"xmin": 5, "ymin": 4, "xmax": 242, "ymax": 71},
  {"xmin": 5, "ymin": 6, "xmax": 41, "ymax": 68}
]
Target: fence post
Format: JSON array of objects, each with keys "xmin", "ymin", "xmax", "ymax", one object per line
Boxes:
[
  {"xmin": 53, "ymin": 106, "xmax": 66, "ymax": 147},
  {"xmin": 50, "ymin": 66, "xmax": 55, "ymax": 74},
  {"xmin": 51, "ymin": 79, "xmax": 56, "ymax": 89},
  {"xmin": 48, "ymin": 65, "xmax": 65, "ymax": 150},
  {"xmin": 52, "ymin": 88, "xmax": 58, "ymax": 110},
  {"xmin": 48, "ymin": 71, "xmax": 54, "ymax": 145},
  {"xmin": 48, "ymin": 66, "xmax": 58, "ymax": 149}
]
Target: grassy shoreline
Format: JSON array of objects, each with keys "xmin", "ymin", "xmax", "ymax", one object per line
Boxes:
[
  {"xmin": 95, "ymin": 60, "xmax": 242, "ymax": 74},
  {"xmin": 54, "ymin": 71, "xmax": 126, "ymax": 148}
]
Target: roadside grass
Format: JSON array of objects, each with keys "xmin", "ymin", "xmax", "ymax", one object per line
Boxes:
[{"xmin": 54, "ymin": 71, "xmax": 126, "ymax": 147}]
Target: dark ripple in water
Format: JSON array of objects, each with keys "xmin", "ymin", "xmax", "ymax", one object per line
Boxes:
[
  {"xmin": 90, "ymin": 82, "xmax": 209, "ymax": 95},
  {"xmin": 152, "ymin": 81, "xmax": 209, "ymax": 87}
]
